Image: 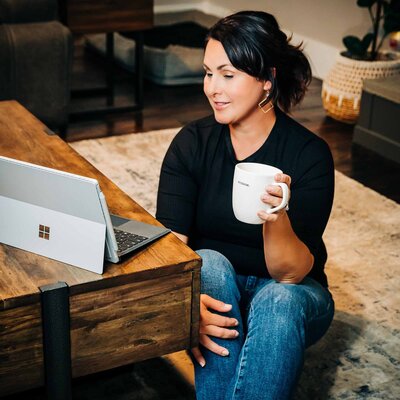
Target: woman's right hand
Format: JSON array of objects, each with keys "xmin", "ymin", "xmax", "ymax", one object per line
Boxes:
[{"xmin": 191, "ymin": 294, "xmax": 240, "ymax": 367}]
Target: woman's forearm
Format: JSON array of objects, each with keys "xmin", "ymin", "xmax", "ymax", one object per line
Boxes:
[{"xmin": 262, "ymin": 212, "xmax": 314, "ymax": 283}]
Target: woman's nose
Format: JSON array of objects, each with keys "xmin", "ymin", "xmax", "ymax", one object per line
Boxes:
[{"xmin": 205, "ymin": 76, "xmax": 222, "ymax": 96}]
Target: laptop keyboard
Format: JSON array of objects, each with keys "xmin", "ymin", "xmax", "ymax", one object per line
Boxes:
[{"xmin": 114, "ymin": 229, "xmax": 148, "ymax": 252}]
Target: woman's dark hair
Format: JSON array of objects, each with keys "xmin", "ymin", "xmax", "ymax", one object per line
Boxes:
[{"xmin": 206, "ymin": 11, "xmax": 312, "ymax": 113}]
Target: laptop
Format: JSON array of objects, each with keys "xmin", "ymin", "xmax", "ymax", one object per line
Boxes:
[{"xmin": 0, "ymin": 156, "xmax": 170, "ymax": 274}]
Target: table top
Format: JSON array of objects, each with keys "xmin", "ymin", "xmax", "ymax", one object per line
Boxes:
[
  {"xmin": 364, "ymin": 75, "xmax": 400, "ymax": 104},
  {"xmin": 59, "ymin": 0, "xmax": 154, "ymax": 33},
  {"xmin": 0, "ymin": 101, "xmax": 201, "ymax": 310}
]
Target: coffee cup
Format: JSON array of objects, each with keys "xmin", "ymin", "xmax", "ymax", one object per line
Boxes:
[{"xmin": 232, "ymin": 162, "xmax": 289, "ymax": 224}]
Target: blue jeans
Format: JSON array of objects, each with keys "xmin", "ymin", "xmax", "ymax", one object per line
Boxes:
[{"xmin": 194, "ymin": 249, "xmax": 334, "ymax": 400}]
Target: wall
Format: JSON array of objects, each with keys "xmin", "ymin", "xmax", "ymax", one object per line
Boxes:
[
  {"xmin": 205, "ymin": 0, "xmax": 370, "ymax": 48},
  {"xmin": 154, "ymin": 0, "xmax": 373, "ymax": 79},
  {"xmin": 154, "ymin": 0, "xmax": 204, "ymax": 13}
]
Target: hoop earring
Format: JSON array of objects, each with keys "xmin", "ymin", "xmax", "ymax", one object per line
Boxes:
[{"xmin": 258, "ymin": 90, "xmax": 274, "ymax": 114}]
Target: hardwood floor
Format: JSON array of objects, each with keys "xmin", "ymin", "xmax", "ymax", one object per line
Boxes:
[{"xmin": 65, "ymin": 47, "xmax": 400, "ymax": 203}]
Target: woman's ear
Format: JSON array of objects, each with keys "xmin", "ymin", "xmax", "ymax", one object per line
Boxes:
[
  {"xmin": 263, "ymin": 67, "xmax": 276, "ymax": 90},
  {"xmin": 263, "ymin": 81, "xmax": 272, "ymax": 91}
]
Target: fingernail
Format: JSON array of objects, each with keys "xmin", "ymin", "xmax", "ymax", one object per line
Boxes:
[
  {"xmin": 221, "ymin": 349, "xmax": 229, "ymax": 356},
  {"xmin": 223, "ymin": 303, "xmax": 232, "ymax": 311},
  {"xmin": 234, "ymin": 320, "xmax": 239, "ymax": 326},
  {"xmin": 234, "ymin": 331, "xmax": 239, "ymax": 337},
  {"xmin": 200, "ymin": 361, "xmax": 206, "ymax": 368}
]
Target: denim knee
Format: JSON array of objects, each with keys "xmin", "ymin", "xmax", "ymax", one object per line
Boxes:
[
  {"xmin": 251, "ymin": 279, "xmax": 334, "ymax": 350},
  {"xmin": 251, "ymin": 281, "xmax": 307, "ymax": 322},
  {"xmin": 196, "ymin": 249, "xmax": 237, "ymax": 294},
  {"xmin": 251, "ymin": 279, "xmax": 333, "ymax": 324}
]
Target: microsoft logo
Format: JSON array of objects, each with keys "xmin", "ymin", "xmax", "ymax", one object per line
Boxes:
[{"xmin": 39, "ymin": 224, "xmax": 50, "ymax": 240}]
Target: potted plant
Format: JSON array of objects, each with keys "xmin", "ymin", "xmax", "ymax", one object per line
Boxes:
[{"xmin": 322, "ymin": 0, "xmax": 400, "ymax": 123}]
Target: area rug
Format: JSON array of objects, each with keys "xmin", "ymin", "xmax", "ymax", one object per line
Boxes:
[{"xmin": 71, "ymin": 129, "xmax": 400, "ymax": 400}]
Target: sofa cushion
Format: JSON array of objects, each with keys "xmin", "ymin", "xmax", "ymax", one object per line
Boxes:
[{"xmin": 0, "ymin": 21, "xmax": 72, "ymax": 128}]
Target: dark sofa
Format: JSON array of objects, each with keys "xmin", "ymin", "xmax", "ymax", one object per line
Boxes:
[{"xmin": 0, "ymin": 0, "xmax": 72, "ymax": 132}]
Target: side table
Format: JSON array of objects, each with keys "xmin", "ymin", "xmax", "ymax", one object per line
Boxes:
[
  {"xmin": 353, "ymin": 76, "xmax": 400, "ymax": 163},
  {"xmin": 58, "ymin": 0, "xmax": 154, "ymax": 118}
]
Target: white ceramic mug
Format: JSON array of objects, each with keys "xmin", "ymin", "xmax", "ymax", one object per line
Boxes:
[{"xmin": 232, "ymin": 162, "xmax": 289, "ymax": 224}]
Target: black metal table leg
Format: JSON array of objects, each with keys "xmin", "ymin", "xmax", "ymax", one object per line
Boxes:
[
  {"xmin": 106, "ymin": 32, "xmax": 115, "ymax": 106},
  {"xmin": 40, "ymin": 282, "xmax": 72, "ymax": 400},
  {"xmin": 134, "ymin": 31, "xmax": 144, "ymax": 109}
]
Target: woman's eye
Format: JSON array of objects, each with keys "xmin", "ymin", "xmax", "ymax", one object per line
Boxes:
[
  {"xmin": 205, "ymin": 72, "xmax": 212, "ymax": 77},
  {"xmin": 224, "ymin": 75, "xmax": 234, "ymax": 79}
]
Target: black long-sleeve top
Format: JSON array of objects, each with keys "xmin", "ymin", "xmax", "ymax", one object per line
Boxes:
[{"xmin": 156, "ymin": 108, "xmax": 335, "ymax": 287}]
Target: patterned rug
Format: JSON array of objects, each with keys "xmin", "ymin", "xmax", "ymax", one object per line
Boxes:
[{"xmin": 71, "ymin": 129, "xmax": 400, "ymax": 400}]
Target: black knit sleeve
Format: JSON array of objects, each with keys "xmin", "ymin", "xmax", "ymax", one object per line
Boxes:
[
  {"xmin": 288, "ymin": 138, "xmax": 335, "ymax": 257},
  {"xmin": 156, "ymin": 124, "xmax": 198, "ymax": 236}
]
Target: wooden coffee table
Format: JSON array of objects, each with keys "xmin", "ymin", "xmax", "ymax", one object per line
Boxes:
[{"xmin": 0, "ymin": 101, "xmax": 201, "ymax": 398}]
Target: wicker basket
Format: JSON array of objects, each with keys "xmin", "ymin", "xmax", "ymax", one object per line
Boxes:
[{"xmin": 322, "ymin": 53, "xmax": 400, "ymax": 124}]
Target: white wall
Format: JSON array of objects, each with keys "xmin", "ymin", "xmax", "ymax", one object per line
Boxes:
[
  {"xmin": 205, "ymin": 0, "xmax": 370, "ymax": 48},
  {"xmin": 154, "ymin": 0, "xmax": 204, "ymax": 13},
  {"xmin": 154, "ymin": 0, "xmax": 373, "ymax": 79}
]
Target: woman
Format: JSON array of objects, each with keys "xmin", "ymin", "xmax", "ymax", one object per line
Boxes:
[{"xmin": 156, "ymin": 10, "xmax": 335, "ymax": 400}]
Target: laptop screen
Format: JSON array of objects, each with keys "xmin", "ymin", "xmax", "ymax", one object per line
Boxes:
[{"xmin": 0, "ymin": 156, "xmax": 107, "ymax": 273}]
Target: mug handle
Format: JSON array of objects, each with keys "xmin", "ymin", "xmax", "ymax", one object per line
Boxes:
[{"xmin": 266, "ymin": 182, "xmax": 289, "ymax": 214}]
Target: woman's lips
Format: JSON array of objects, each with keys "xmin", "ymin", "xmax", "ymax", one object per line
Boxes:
[{"xmin": 213, "ymin": 101, "xmax": 230, "ymax": 111}]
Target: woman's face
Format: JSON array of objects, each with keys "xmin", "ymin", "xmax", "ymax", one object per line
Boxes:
[{"xmin": 203, "ymin": 39, "xmax": 270, "ymax": 126}]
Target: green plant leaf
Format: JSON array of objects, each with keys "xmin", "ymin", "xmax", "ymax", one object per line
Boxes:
[
  {"xmin": 388, "ymin": 0, "xmax": 400, "ymax": 11},
  {"xmin": 343, "ymin": 35, "xmax": 369, "ymax": 57},
  {"xmin": 361, "ymin": 32, "xmax": 374, "ymax": 48},
  {"xmin": 383, "ymin": 0, "xmax": 400, "ymax": 36},
  {"xmin": 357, "ymin": 0, "xmax": 376, "ymax": 7},
  {"xmin": 382, "ymin": 1, "xmax": 389, "ymax": 14},
  {"xmin": 384, "ymin": 9, "xmax": 400, "ymax": 34}
]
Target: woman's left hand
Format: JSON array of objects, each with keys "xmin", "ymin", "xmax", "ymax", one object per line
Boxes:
[{"xmin": 258, "ymin": 173, "xmax": 291, "ymax": 222}]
